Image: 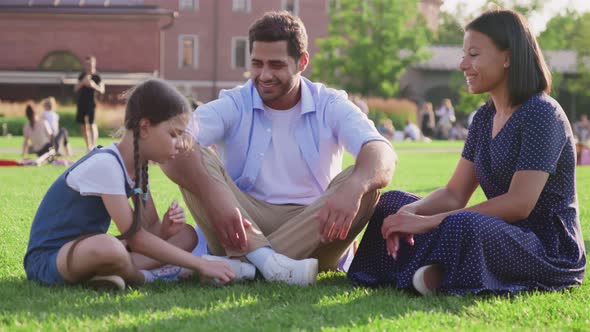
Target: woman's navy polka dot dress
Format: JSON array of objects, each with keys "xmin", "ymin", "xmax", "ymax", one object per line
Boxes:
[{"xmin": 348, "ymin": 93, "xmax": 586, "ymax": 295}]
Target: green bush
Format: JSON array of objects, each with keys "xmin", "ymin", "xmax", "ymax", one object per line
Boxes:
[
  {"xmin": 0, "ymin": 117, "xmax": 27, "ymax": 136},
  {"xmin": 365, "ymin": 97, "xmax": 417, "ymax": 130},
  {"xmin": 368, "ymin": 109, "xmax": 410, "ymax": 131}
]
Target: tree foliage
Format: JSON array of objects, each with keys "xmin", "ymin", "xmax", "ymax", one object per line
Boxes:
[
  {"xmin": 537, "ymin": 10, "xmax": 582, "ymax": 50},
  {"xmin": 311, "ymin": 0, "xmax": 431, "ymax": 98},
  {"xmin": 435, "ymin": 11, "xmax": 464, "ymax": 45},
  {"xmin": 538, "ymin": 11, "xmax": 590, "ymax": 107}
]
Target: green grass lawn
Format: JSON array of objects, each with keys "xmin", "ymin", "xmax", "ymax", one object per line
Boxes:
[{"xmin": 0, "ymin": 137, "xmax": 589, "ymax": 331}]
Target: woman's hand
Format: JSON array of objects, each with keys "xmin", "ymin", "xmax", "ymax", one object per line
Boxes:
[
  {"xmin": 161, "ymin": 200, "xmax": 187, "ymax": 239},
  {"xmin": 381, "ymin": 212, "xmax": 443, "ymax": 258},
  {"xmin": 397, "ymin": 203, "xmax": 419, "ymax": 215}
]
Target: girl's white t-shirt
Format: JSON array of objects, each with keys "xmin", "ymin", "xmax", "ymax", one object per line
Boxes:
[{"xmin": 66, "ymin": 143, "xmax": 135, "ymax": 196}]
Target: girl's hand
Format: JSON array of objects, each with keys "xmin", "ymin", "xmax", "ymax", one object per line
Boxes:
[
  {"xmin": 161, "ymin": 200, "xmax": 187, "ymax": 238},
  {"xmin": 196, "ymin": 259, "xmax": 235, "ymax": 285},
  {"xmin": 164, "ymin": 200, "xmax": 185, "ymax": 223}
]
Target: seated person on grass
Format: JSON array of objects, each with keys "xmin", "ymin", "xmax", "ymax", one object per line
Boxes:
[
  {"xmin": 161, "ymin": 11, "xmax": 396, "ymax": 286},
  {"xmin": 348, "ymin": 9, "xmax": 585, "ymax": 296},
  {"xmin": 24, "ymin": 80, "xmax": 253, "ymax": 291}
]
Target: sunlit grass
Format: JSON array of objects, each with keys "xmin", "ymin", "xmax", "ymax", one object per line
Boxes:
[{"xmin": 0, "ymin": 137, "xmax": 588, "ymax": 331}]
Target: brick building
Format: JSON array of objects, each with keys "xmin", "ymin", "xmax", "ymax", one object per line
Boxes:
[{"xmin": 0, "ymin": 0, "xmax": 442, "ymax": 103}]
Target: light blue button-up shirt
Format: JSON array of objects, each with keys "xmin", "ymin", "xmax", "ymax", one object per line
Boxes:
[{"xmin": 193, "ymin": 77, "xmax": 390, "ymax": 194}]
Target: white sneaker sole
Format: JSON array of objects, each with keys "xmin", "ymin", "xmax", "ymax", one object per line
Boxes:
[
  {"xmin": 412, "ymin": 265, "xmax": 436, "ymax": 296},
  {"xmin": 302, "ymin": 258, "xmax": 319, "ymax": 286}
]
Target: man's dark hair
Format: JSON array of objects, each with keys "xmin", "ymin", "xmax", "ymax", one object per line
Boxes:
[
  {"xmin": 248, "ymin": 11, "xmax": 308, "ymax": 61},
  {"xmin": 466, "ymin": 9, "xmax": 551, "ymax": 106}
]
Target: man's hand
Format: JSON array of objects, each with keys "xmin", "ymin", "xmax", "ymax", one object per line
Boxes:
[
  {"xmin": 209, "ymin": 205, "xmax": 251, "ymax": 251},
  {"xmin": 314, "ymin": 181, "xmax": 364, "ymax": 242},
  {"xmin": 82, "ymin": 75, "xmax": 92, "ymax": 87}
]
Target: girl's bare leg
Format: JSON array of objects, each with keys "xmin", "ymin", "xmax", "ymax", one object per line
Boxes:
[
  {"xmin": 130, "ymin": 223, "xmax": 198, "ymax": 270},
  {"xmin": 55, "ymin": 234, "xmax": 144, "ymax": 286}
]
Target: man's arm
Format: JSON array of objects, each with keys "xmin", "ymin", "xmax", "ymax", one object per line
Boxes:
[
  {"xmin": 90, "ymin": 76, "xmax": 105, "ymax": 94},
  {"xmin": 160, "ymin": 147, "xmax": 250, "ymax": 251},
  {"xmin": 317, "ymin": 140, "xmax": 396, "ymax": 241}
]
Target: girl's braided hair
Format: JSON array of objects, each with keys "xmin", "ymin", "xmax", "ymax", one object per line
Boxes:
[{"xmin": 118, "ymin": 79, "xmax": 192, "ymax": 239}]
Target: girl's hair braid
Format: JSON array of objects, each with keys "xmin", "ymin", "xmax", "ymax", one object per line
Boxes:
[{"xmin": 116, "ymin": 79, "xmax": 191, "ymax": 240}]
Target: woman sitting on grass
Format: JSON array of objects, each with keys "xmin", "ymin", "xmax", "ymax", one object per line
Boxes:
[
  {"xmin": 41, "ymin": 97, "xmax": 72, "ymax": 157},
  {"xmin": 24, "ymin": 79, "xmax": 258, "ymax": 290},
  {"xmin": 348, "ymin": 9, "xmax": 585, "ymax": 295},
  {"xmin": 21, "ymin": 104, "xmax": 55, "ymax": 164}
]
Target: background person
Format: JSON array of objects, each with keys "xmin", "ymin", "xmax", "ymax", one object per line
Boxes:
[
  {"xmin": 75, "ymin": 55, "xmax": 104, "ymax": 151},
  {"xmin": 22, "ymin": 104, "xmax": 54, "ymax": 164},
  {"xmin": 41, "ymin": 97, "xmax": 71, "ymax": 157},
  {"xmin": 418, "ymin": 102, "xmax": 435, "ymax": 138},
  {"xmin": 435, "ymin": 98, "xmax": 456, "ymax": 139}
]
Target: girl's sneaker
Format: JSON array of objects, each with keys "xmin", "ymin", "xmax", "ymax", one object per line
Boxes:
[
  {"xmin": 144, "ymin": 265, "xmax": 194, "ymax": 283},
  {"xmin": 87, "ymin": 274, "xmax": 126, "ymax": 291}
]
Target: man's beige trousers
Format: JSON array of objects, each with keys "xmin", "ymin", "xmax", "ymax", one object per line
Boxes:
[{"xmin": 180, "ymin": 147, "xmax": 380, "ymax": 271}]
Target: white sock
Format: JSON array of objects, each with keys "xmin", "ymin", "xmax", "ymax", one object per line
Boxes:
[{"xmin": 245, "ymin": 246, "xmax": 275, "ymax": 270}]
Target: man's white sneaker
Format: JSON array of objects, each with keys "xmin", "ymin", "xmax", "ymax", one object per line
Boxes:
[
  {"xmin": 261, "ymin": 254, "xmax": 318, "ymax": 286},
  {"xmin": 202, "ymin": 255, "xmax": 256, "ymax": 281}
]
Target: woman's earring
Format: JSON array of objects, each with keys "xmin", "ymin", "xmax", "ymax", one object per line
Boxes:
[{"xmin": 504, "ymin": 63, "xmax": 509, "ymax": 68}]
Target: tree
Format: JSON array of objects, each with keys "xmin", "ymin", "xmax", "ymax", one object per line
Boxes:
[
  {"xmin": 538, "ymin": 11, "xmax": 590, "ymax": 118},
  {"xmin": 435, "ymin": 11, "xmax": 464, "ymax": 45},
  {"xmin": 311, "ymin": 0, "xmax": 431, "ymax": 98},
  {"xmin": 537, "ymin": 9, "xmax": 581, "ymax": 50}
]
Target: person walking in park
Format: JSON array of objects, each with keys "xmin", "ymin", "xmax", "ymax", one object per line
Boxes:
[
  {"xmin": 161, "ymin": 11, "xmax": 396, "ymax": 286},
  {"xmin": 75, "ymin": 55, "xmax": 104, "ymax": 151},
  {"xmin": 24, "ymin": 80, "xmax": 242, "ymax": 290},
  {"xmin": 348, "ymin": 9, "xmax": 585, "ymax": 295}
]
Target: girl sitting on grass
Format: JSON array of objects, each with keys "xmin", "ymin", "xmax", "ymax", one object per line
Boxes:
[{"xmin": 24, "ymin": 79, "xmax": 254, "ymax": 290}]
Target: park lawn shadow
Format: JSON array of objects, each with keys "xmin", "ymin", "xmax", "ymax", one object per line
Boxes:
[{"xmin": 0, "ymin": 274, "xmax": 483, "ymax": 331}]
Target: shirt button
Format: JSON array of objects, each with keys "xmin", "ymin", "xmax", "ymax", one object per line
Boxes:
[{"xmin": 266, "ymin": 128, "xmax": 271, "ymax": 133}]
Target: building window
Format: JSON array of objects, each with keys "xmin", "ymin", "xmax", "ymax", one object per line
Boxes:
[
  {"xmin": 38, "ymin": 51, "xmax": 82, "ymax": 72},
  {"xmin": 179, "ymin": 35, "xmax": 198, "ymax": 69},
  {"xmin": 232, "ymin": 37, "xmax": 249, "ymax": 69},
  {"xmin": 179, "ymin": 0, "xmax": 198, "ymax": 11},
  {"xmin": 283, "ymin": 0, "xmax": 299, "ymax": 15},
  {"xmin": 232, "ymin": 0, "xmax": 251, "ymax": 12}
]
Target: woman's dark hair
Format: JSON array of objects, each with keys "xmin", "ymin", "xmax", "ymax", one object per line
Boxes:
[
  {"xmin": 25, "ymin": 104, "xmax": 36, "ymax": 128},
  {"xmin": 248, "ymin": 11, "xmax": 308, "ymax": 61},
  {"xmin": 465, "ymin": 9, "xmax": 551, "ymax": 106},
  {"xmin": 118, "ymin": 79, "xmax": 191, "ymax": 239}
]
